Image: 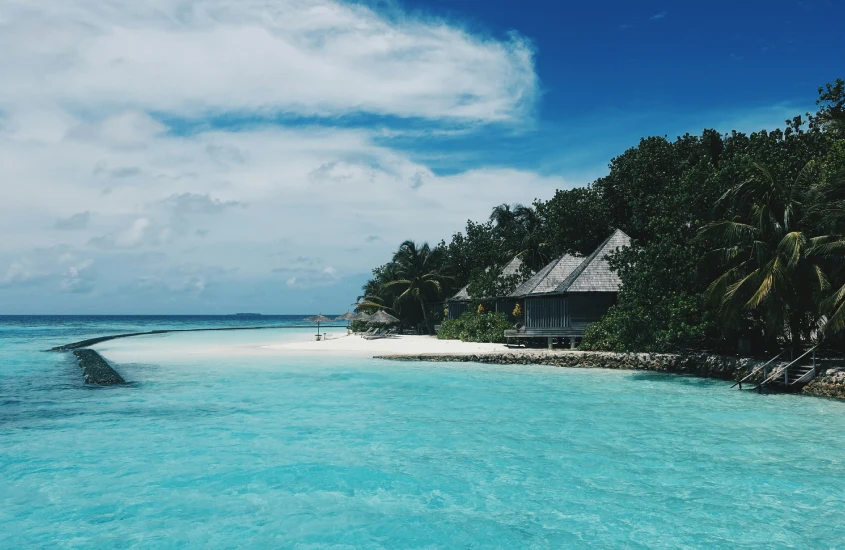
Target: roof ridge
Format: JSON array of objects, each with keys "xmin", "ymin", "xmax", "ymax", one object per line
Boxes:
[
  {"xmin": 555, "ymin": 228, "xmax": 629, "ymax": 293},
  {"xmin": 509, "ymin": 257, "xmax": 556, "ymax": 297},
  {"xmin": 509, "ymin": 252, "xmax": 584, "ymax": 297}
]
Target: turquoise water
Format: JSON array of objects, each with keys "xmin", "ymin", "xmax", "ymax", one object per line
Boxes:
[{"xmin": 2, "ymin": 317, "xmax": 845, "ymax": 548}]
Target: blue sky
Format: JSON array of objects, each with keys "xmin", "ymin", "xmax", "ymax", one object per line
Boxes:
[{"xmin": 0, "ymin": 0, "xmax": 841, "ymax": 314}]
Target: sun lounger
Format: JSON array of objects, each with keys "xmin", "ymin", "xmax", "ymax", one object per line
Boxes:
[
  {"xmin": 366, "ymin": 327, "xmax": 400, "ymax": 340},
  {"xmin": 363, "ymin": 328, "xmax": 385, "ymax": 340}
]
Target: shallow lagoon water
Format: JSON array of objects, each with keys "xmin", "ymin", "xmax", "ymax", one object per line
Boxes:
[{"xmin": 2, "ymin": 317, "xmax": 845, "ymax": 548}]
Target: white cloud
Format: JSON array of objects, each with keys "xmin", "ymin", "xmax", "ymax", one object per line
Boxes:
[
  {"xmin": 0, "ymin": 116, "xmax": 568, "ymax": 305},
  {"xmin": 54, "ymin": 211, "xmax": 91, "ymax": 230},
  {"xmin": 0, "ymin": 0, "xmax": 560, "ymax": 312},
  {"xmin": 1, "ymin": 245, "xmax": 95, "ymax": 293},
  {"xmin": 0, "ymin": 0, "xmax": 536, "ymax": 123}
]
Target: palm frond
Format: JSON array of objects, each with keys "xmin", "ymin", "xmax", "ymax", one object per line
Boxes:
[
  {"xmin": 822, "ymin": 282, "xmax": 845, "ymax": 335},
  {"xmin": 809, "ymin": 238, "xmax": 845, "ymax": 257},
  {"xmin": 814, "ymin": 264, "xmax": 831, "ymax": 294},
  {"xmin": 777, "ymin": 231, "xmax": 807, "ymax": 268},
  {"xmin": 698, "ymin": 221, "xmax": 757, "ymax": 243}
]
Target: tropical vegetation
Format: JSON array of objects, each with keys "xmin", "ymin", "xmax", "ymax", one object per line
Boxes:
[
  {"xmin": 359, "ymin": 79, "xmax": 845, "ymax": 354},
  {"xmin": 437, "ymin": 311, "xmax": 512, "ymax": 343}
]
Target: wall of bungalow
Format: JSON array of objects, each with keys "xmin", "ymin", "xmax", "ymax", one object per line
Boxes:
[{"xmin": 524, "ymin": 293, "xmax": 617, "ymax": 329}]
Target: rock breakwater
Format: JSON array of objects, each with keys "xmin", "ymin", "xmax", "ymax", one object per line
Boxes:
[
  {"xmin": 376, "ymin": 350, "xmax": 762, "ymax": 381},
  {"xmin": 73, "ymin": 349, "xmax": 125, "ymax": 385},
  {"xmin": 377, "ymin": 350, "xmax": 845, "ymax": 400}
]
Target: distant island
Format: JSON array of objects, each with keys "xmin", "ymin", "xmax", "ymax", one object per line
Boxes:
[{"xmin": 230, "ymin": 313, "xmax": 264, "ymax": 318}]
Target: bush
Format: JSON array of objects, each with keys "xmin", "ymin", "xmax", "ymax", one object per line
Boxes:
[
  {"xmin": 350, "ymin": 320, "xmax": 368, "ymax": 333},
  {"xmin": 579, "ymin": 295, "xmax": 718, "ymax": 353},
  {"xmin": 436, "ymin": 311, "xmax": 512, "ymax": 343}
]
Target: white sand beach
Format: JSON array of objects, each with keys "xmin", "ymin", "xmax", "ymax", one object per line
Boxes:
[
  {"xmin": 92, "ymin": 328, "xmax": 548, "ymax": 365},
  {"xmin": 263, "ymin": 332, "xmax": 523, "ymax": 356}
]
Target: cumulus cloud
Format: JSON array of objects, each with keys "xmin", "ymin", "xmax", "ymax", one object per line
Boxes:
[
  {"xmin": 159, "ymin": 193, "xmax": 245, "ymax": 217},
  {"xmin": 0, "ymin": 0, "xmax": 536, "ymax": 123},
  {"xmin": 0, "ymin": 0, "xmax": 567, "ymax": 312},
  {"xmin": 0, "ymin": 245, "xmax": 95, "ymax": 293},
  {"xmin": 87, "ymin": 193, "xmax": 244, "ymax": 249},
  {"xmin": 54, "ymin": 211, "xmax": 91, "ymax": 230},
  {"xmin": 89, "ymin": 218, "xmax": 152, "ymax": 249}
]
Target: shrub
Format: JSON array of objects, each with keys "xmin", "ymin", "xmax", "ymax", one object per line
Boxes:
[
  {"xmin": 436, "ymin": 311, "xmax": 512, "ymax": 343},
  {"xmin": 437, "ymin": 318, "xmax": 464, "ymax": 340}
]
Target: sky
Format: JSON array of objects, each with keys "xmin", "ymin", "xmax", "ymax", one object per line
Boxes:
[{"xmin": 0, "ymin": 0, "xmax": 842, "ymax": 314}]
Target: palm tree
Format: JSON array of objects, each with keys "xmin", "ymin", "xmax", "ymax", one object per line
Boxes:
[
  {"xmin": 809, "ymin": 166, "xmax": 845, "ymax": 334},
  {"xmin": 512, "ymin": 204, "xmax": 549, "ymax": 271},
  {"xmin": 384, "ymin": 240, "xmax": 449, "ymax": 334},
  {"xmin": 355, "ymin": 263, "xmax": 398, "ymax": 311},
  {"xmin": 488, "ymin": 203, "xmax": 548, "ymax": 271},
  {"xmin": 700, "ymin": 161, "xmax": 828, "ymax": 351},
  {"xmin": 490, "ymin": 203, "xmax": 517, "ymax": 235}
]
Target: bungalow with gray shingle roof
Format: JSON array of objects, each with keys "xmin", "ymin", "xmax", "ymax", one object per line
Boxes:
[
  {"xmin": 446, "ymin": 255, "xmax": 524, "ymax": 319},
  {"xmin": 505, "ymin": 229, "xmax": 631, "ymax": 348}
]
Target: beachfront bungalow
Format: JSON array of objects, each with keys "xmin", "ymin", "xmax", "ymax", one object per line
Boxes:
[
  {"xmin": 505, "ymin": 229, "xmax": 631, "ymax": 348},
  {"xmin": 445, "ymin": 256, "xmax": 524, "ymax": 320}
]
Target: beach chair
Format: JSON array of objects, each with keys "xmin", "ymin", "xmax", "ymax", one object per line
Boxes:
[
  {"xmin": 363, "ymin": 328, "xmax": 385, "ymax": 340},
  {"xmin": 360, "ymin": 327, "xmax": 375, "ymax": 338}
]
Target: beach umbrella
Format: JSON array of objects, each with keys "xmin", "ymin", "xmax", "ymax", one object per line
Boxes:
[
  {"xmin": 335, "ymin": 311, "xmax": 356, "ymax": 328},
  {"xmin": 355, "ymin": 311, "xmax": 374, "ymax": 322},
  {"xmin": 304, "ymin": 314, "xmax": 332, "ymax": 337},
  {"xmin": 370, "ymin": 310, "xmax": 400, "ymax": 325}
]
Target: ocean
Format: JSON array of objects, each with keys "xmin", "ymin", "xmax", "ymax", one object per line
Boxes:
[{"xmin": 2, "ymin": 316, "xmax": 844, "ymax": 548}]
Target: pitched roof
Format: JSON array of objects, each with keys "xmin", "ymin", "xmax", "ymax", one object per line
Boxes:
[
  {"xmin": 511, "ymin": 229, "xmax": 631, "ymax": 297},
  {"xmin": 510, "ymin": 254, "xmax": 583, "ymax": 297},
  {"xmin": 501, "ymin": 255, "xmax": 524, "ymax": 278},
  {"xmin": 449, "ymin": 255, "xmax": 524, "ymax": 301},
  {"xmin": 450, "ymin": 284, "xmax": 470, "ymax": 301},
  {"xmin": 556, "ymin": 229, "xmax": 631, "ymax": 293}
]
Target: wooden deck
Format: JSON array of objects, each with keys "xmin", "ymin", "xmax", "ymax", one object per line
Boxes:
[{"xmin": 504, "ymin": 327, "xmax": 584, "ymax": 349}]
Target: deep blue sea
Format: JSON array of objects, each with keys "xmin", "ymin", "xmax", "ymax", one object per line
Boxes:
[{"xmin": 2, "ymin": 316, "xmax": 845, "ymax": 548}]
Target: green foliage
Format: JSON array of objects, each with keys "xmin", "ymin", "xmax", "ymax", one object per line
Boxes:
[
  {"xmin": 365, "ymin": 78, "xmax": 845, "ymax": 354},
  {"xmin": 466, "ymin": 268, "xmax": 521, "ymax": 302},
  {"xmin": 437, "ymin": 312, "xmax": 513, "ymax": 343},
  {"xmin": 580, "ymin": 295, "xmax": 718, "ymax": 353},
  {"xmin": 699, "ymin": 160, "xmax": 832, "ymax": 349},
  {"xmin": 350, "ymin": 320, "xmax": 368, "ymax": 333},
  {"xmin": 356, "ymin": 240, "xmax": 450, "ymax": 334},
  {"xmin": 815, "ymin": 78, "xmax": 845, "ymax": 136}
]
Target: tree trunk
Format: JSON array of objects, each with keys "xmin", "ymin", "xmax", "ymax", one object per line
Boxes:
[{"xmin": 419, "ymin": 298, "xmax": 433, "ymax": 334}]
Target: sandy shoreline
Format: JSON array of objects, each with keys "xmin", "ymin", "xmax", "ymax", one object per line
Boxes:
[
  {"xmin": 91, "ymin": 329, "xmax": 558, "ymax": 363},
  {"xmin": 262, "ymin": 333, "xmax": 533, "ymax": 356}
]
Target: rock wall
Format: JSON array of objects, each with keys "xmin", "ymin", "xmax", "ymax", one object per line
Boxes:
[
  {"xmin": 73, "ymin": 349, "xmax": 125, "ymax": 385},
  {"xmin": 803, "ymin": 368, "xmax": 845, "ymax": 399},
  {"xmin": 376, "ymin": 351, "xmax": 762, "ymax": 381},
  {"xmin": 378, "ymin": 351, "xmax": 845, "ymax": 400}
]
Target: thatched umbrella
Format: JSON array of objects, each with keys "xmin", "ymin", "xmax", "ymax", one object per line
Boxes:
[
  {"xmin": 304, "ymin": 314, "xmax": 332, "ymax": 337},
  {"xmin": 335, "ymin": 311, "xmax": 356, "ymax": 329},
  {"xmin": 355, "ymin": 311, "xmax": 374, "ymax": 322},
  {"xmin": 370, "ymin": 310, "xmax": 400, "ymax": 325}
]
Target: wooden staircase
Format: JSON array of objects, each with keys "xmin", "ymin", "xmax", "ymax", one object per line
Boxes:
[{"xmin": 734, "ymin": 346, "xmax": 819, "ymax": 394}]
